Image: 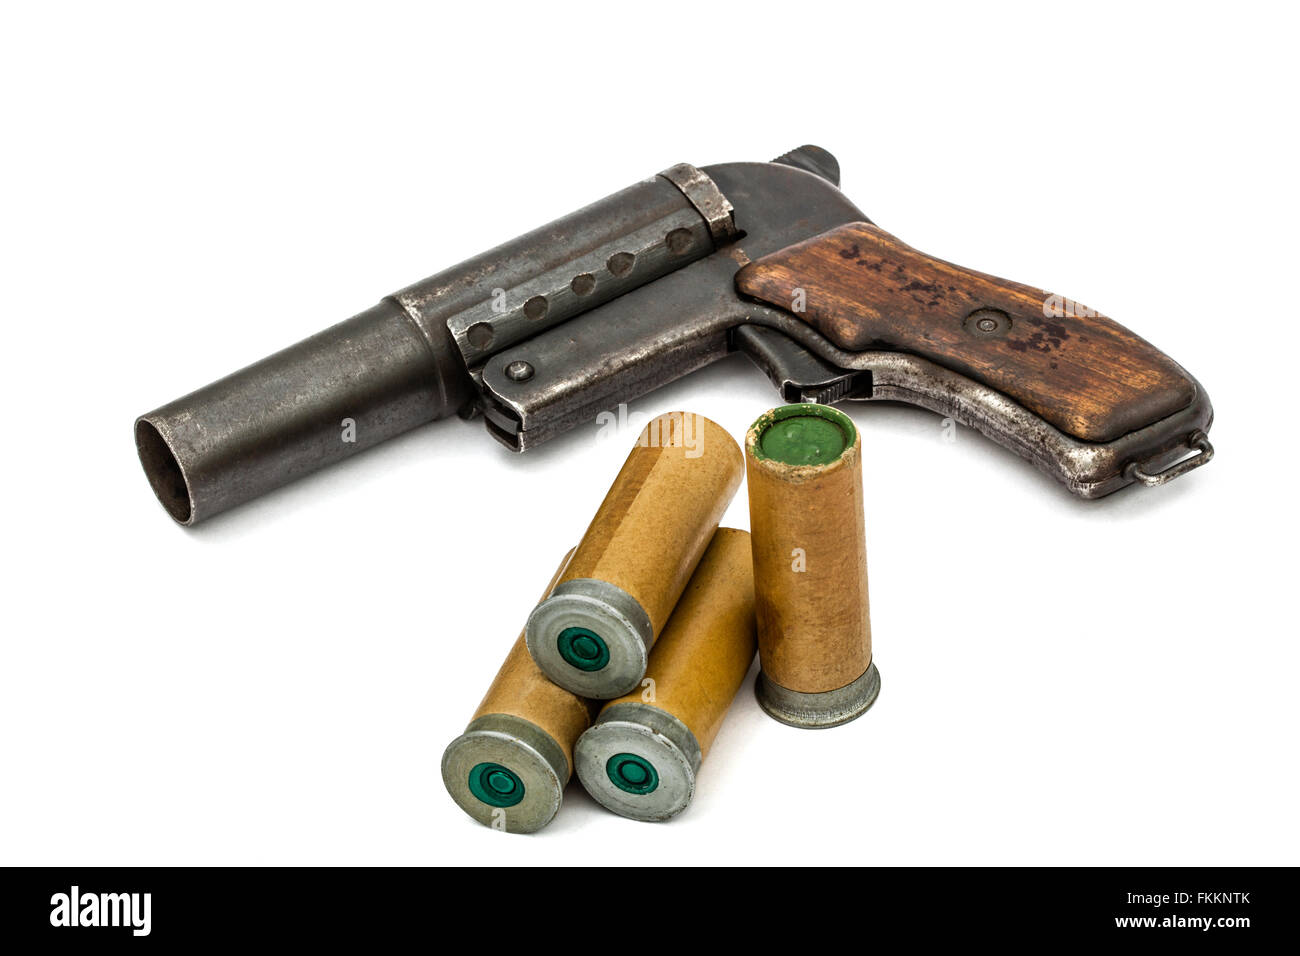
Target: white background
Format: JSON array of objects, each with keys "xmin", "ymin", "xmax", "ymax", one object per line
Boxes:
[{"xmin": 2, "ymin": 2, "xmax": 1296, "ymax": 866}]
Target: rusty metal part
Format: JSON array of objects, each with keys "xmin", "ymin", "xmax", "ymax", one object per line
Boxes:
[
  {"xmin": 1125, "ymin": 430, "xmax": 1214, "ymax": 487},
  {"xmin": 136, "ymin": 146, "xmax": 1215, "ymax": 523},
  {"xmin": 478, "ymin": 158, "xmax": 1214, "ymax": 497},
  {"xmin": 477, "ymin": 160, "xmax": 869, "ymax": 449},
  {"xmin": 658, "ymin": 163, "xmax": 738, "ymax": 243},
  {"xmin": 420, "ymin": 173, "xmax": 722, "ymax": 371},
  {"xmin": 751, "ymin": 320, "xmax": 1216, "ymax": 498},
  {"xmin": 135, "ymin": 165, "xmax": 736, "ymax": 525}
]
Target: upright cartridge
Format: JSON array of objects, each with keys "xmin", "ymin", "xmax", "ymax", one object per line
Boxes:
[
  {"xmin": 575, "ymin": 528, "xmax": 756, "ymax": 821},
  {"xmin": 526, "ymin": 411, "xmax": 744, "ymax": 699},
  {"xmin": 745, "ymin": 404, "xmax": 880, "ymax": 728}
]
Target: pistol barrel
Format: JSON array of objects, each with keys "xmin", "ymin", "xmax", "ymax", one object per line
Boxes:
[
  {"xmin": 135, "ymin": 162, "xmax": 738, "ymax": 525},
  {"xmin": 135, "ymin": 298, "xmax": 470, "ymax": 525}
]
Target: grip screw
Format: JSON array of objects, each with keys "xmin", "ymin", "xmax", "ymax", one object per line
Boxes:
[{"xmin": 963, "ymin": 308, "xmax": 1011, "ymax": 338}]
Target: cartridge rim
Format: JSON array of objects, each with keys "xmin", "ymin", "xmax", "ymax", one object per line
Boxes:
[
  {"xmin": 755, "ymin": 661, "xmax": 881, "ymax": 730},
  {"xmin": 526, "ymin": 579, "xmax": 652, "ymax": 699},
  {"xmin": 441, "ymin": 715, "xmax": 569, "ymax": 833},
  {"xmin": 575, "ymin": 703, "xmax": 700, "ymax": 822},
  {"xmin": 748, "ymin": 403, "xmax": 857, "ymax": 467}
]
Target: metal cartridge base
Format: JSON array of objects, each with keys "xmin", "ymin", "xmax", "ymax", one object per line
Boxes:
[
  {"xmin": 574, "ymin": 702, "xmax": 702, "ymax": 822},
  {"xmin": 755, "ymin": 661, "xmax": 881, "ymax": 729},
  {"xmin": 525, "ymin": 579, "xmax": 653, "ymax": 699},
  {"xmin": 440, "ymin": 713, "xmax": 570, "ymax": 834}
]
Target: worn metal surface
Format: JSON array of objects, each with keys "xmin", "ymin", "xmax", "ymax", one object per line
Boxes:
[
  {"xmin": 524, "ymin": 579, "xmax": 653, "ymax": 700},
  {"xmin": 418, "ymin": 174, "xmax": 718, "ymax": 371},
  {"xmin": 733, "ymin": 324, "xmax": 868, "ymax": 405},
  {"xmin": 480, "ymin": 156, "xmax": 1214, "ymax": 497},
  {"xmin": 659, "ymin": 163, "xmax": 739, "ymax": 243},
  {"xmin": 574, "ymin": 702, "xmax": 702, "ymax": 822},
  {"xmin": 771, "ymin": 144, "xmax": 841, "ymax": 186},
  {"xmin": 1126, "ymin": 430, "xmax": 1213, "ymax": 487},
  {"xmin": 742, "ymin": 324, "xmax": 1216, "ymax": 499},
  {"xmin": 440, "ymin": 713, "xmax": 570, "ymax": 834},
  {"xmin": 136, "ymin": 146, "xmax": 1215, "ymax": 524},
  {"xmin": 851, "ymin": 356, "xmax": 1215, "ymax": 499},
  {"xmin": 135, "ymin": 166, "xmax": 729, "ymax": 525},
  {"xmin": 756, "ymin": 662, "xmax": 882, "ymax": 730},
  {"xmin": 135, "ymin": 299, "xmax": 471, "ymax": 525},
  {"xmin": 478, "ymin": 160, "xmax": 871, "ymax": 449}
]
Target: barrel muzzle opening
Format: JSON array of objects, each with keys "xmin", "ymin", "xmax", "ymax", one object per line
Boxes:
[{"xmin": 134, "ymin": 418, "xmax": 194, "ymax": 525}]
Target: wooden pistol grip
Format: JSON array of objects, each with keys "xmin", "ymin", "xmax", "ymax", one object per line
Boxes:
[{"xmin": 735, "ymin": 222, "xmax": 1196, "ymax": 443}]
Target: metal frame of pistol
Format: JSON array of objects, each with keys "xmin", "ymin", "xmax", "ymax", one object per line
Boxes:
[{"xmin": 135, "ymin": 145, "xmax": 1213, "ymax": 525}]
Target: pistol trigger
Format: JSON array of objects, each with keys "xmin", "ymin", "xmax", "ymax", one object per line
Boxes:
[{"xmin": 734, "ymin": 324, "xmax": 871, "ymax": 405}]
